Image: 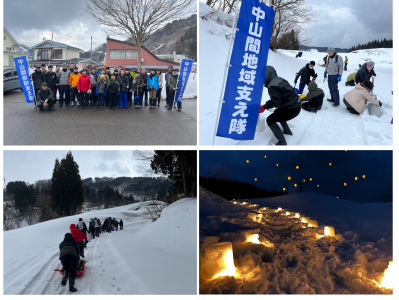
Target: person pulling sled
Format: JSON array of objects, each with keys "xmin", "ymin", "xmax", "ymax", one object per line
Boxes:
[{"xmin": 59, "ymin": 233, "xmax": 80, "ymax": 292}]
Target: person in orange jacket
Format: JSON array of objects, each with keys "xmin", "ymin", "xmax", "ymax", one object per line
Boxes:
[
  {"xmin": 77, "ymin": 69, "xmax": 92, "ymax": 109},
  {"xmin": 69, "ymin": 67, "xmax": 81, "ymax": 107}
]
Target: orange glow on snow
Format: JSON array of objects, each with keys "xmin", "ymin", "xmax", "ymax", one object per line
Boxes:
[
  {"xmin": 246, "ymin": 234, "xmax": 274, "ymax": 247},
  {"xmin": 295, "ymin": 213, "xmax": 300, "ymax": 218},
  {"xmin": 286, "ymin": 211, "xmax": 291, "ymax": 216},
  {"xmin": 275, "ymin": 207, "xmax": 282, "ymax": 212},
  {"xmin": 324, "ymin": 226, "xmax": 335, "ymax": 236},
  {"xmin": 213, "ymin": 250, "xmax": 236, "ymax": 279},
  {"xmin": 380, "ymin": 261, "xmax": 393, "ymax": 289}
]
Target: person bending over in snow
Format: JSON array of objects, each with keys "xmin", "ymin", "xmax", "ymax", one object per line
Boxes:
[
  {"xmin": 294, "ymin": 61, "xmax": 317, "ymax": 94},
  {"xmin": 343, "ymin": 80, "xmax": 382, "ymax": 115},
  {"xmin": 70, "ymin": 224, "xmax": 87, "ymax": 258},
  {"xmin": 300, "ymin": 81, "xmax": 325, "ymax": 113},
  {"xmin": 355, "ymin": 61, "xmax": 376, "ymax": 84},
  {"xmin": 259, "ymin": 66, "xmax": 302, "ymax": 145},
  {"xmin": 59, "ymin": 233, "xmax": 80, "ymax": 292},
  {"xmin": 324, "ymin": 46, "xmax": 343, "ymax": 107},
  {"xmin": 119, "ymin": 219, "xmax": 123, "ymax": 230},
  {"xmin": 345, "ymin": 72, "xmax": 357, "ymax": 86}
]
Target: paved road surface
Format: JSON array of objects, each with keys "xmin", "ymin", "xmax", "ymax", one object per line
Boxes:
[{"xmin": 3, "ymin": 90, "xmax": 197, "ymax": 145}]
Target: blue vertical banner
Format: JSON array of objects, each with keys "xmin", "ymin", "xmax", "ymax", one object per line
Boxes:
[
  {"xmin": 13, "ymin": 56, "xmax": 34, "ymax": 103},
  {"xmin": 174, "ymin": 59, "xmax": 193, "ymax": 103},
  {"xmin": 216, "ymin": 0, "xmax": 274, "ymax": 140}
]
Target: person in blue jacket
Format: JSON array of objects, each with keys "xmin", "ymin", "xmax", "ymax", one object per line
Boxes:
[{"xmin": 147, "ymin": 69, "xmax": 159, "ymax": 109}]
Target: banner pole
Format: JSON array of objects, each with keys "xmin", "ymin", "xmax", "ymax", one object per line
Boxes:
[
  {"xmin": 212, "ymin": 0, "xmax": 240, "ymax": 145},
  {"xmin": 172, "ymin": 61, "xmax": 183, "ymax": 111}
]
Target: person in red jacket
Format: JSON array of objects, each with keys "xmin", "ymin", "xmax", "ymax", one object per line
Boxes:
[
  {"xmin": 77, "ymin": 69, "xmax": 92, "ymax": 109},
  {"xmin": 70, "ymin": 224, "xmax": 87, "ymax": 257}
]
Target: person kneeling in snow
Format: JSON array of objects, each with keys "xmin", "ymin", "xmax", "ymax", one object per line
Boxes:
[
  {"xmin": 343, "ymin": 80, "xmax": 381, "ymax": 115},
  {"xmin": 294, "ymin": 61, "xmax": 317, "ymax": 94},
  {"xmin": 36, "ymin": 83, "xmax": 55, "ymax": 111},
  {"xmin": 59, "ymin": 233, "xmax": 80, "ymax": 292},
  {"xmin": 260, "ymin": 66, "xmax": 301, "ymax": 145},
  {"xmin": 301, "ymin": 81, "xmax": 324, "ymax": 113},
  {"xmin": 70, "ymin": 224, "xmax": 88, "ymax": 258},
  {"xmin": 345, "ymin": 72, "xmax": 356, "ymax": 86},
  {"xmin": 355, "ymin": 61, "xmax": 376, "ymax": 84}
]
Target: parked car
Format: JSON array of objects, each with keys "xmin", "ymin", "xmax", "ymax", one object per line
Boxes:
[{"xmin": 3, "ymin": 67, "xmax": 22, "ymax": 92}]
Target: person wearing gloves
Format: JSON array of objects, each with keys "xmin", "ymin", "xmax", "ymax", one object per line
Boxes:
[
  {"xmin": 156, "ymin": 70, "xmax": 163, "ymax": 106},
  {"xmin": 355, "ymin": 61, "xmax": 377, "ymax": 84},
  {"xmin": 343, "ymin": 80, "xmax": 381, "ymax": 115},
  {"xmin": 77, "ymin": 69, "xmax": 92, "ymax": 109},
  {"xmin": 69, "ymin": 67, "xmax": 81, "ymax": 107},
  {"xmin": 59, "ymin": 233, "xmax": 80, "ymax": 292},
  {"xmin": 294, "ymin": 61, "xmax": 317, "ymax": 94},
  {"xmin": 89, "ymin": 68, "xmax": 98, "ymax": 106},
  {"xmin": 57, "ymin": 63, "xmax": 71, "ymax": 107},
  {"xmin": 147, "ymin": 69, "xmax": 159, "ymax": 109},
  {"xmin": 36, "ymin": 83, "xmax": 55, "ymax": 111},
  {"xmin": 324, "ymin": 46, "xmax": 343, "ymax": 107},
  {"xmin": 97, "ymin": 75, "xmax": 107, "ymax": 109},
  {"xmin": 259, "ymin": 66, "xmax": 301, "ymax": 145},
  {"xmin": 300, "ymin": 81, "xmax": 325, "ymax": 113},
  {"xmin": 69, "ymin": 224, "xmax": 87, "ymax": 257}
]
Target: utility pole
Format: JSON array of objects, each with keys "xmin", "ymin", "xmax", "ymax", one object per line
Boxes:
[{"xmin": 91, "ymin": 37, "xmax": 92, "ymax": 60}]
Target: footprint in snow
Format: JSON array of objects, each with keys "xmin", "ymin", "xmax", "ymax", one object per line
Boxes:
[
  {"xmin": 117, "ymin": 287, "xmax": 122, "ymax": 291},
  {"xmin": 111, "ymin": 284, "xmax": 116, "ymax": 287},
  {"xmin": 102, "ymin": 269, "xmax": 105, "ymax": 272},
  {"xmin": 111, "ymin": 277, "xmax": 116, "ymax": 280},
  {"xmin": 100, "ymin": 274, "xmax": 104, "ymax": 276}
]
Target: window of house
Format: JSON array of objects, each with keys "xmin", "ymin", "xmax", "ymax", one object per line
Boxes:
[
  {"xmin": 4, "ymin": 36, "xmax": 6, "ymax": 40},
  {"xmin": 38, "ymin": 49, "xmax": 49, "ymax": 60},
  {"xmin": 110, "ymin": 50, "xmax": 125, "ymax": 59},
  {"xmin": 6, "ymin": 47, "xmax": 11, "ymax": 51},
  {"xmin": 51, "ymin": 49, "xmax": 62, "ymax": 59},
  {"xmin": 126, "ymin": 50, "xmax": 137, "ymax": 59}
]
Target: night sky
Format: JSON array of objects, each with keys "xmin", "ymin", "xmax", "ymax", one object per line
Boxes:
[{"xmin": 200, "ymin": 151, "xmax": 392, "ymax": 203}]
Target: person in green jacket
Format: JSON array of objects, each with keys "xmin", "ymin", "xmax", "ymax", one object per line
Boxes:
[
  {"xmin": 301, "ymin": 81, "xmax": 325, "ymax": 113},
  {"xmin": 345, "ymin": 72, "xmax": 356, "ymax": 86},
  {"xmin": 344, "ymin": 56, "xmax": 348, "ymax": 71},
  {"xmin": 97, "ymin": 68, "xmax": 109, "ymax": 84},
  {"xmin": 167, "ymin": 69, "xmax": 179, "ymax": 110}
]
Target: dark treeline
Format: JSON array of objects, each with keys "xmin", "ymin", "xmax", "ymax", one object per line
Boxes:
[
  {"xmin": 200, "ymin": 177, "xmax": 287, "ymax": 200},
  {"xmin": 278, "ymin": 29, "xmax": 300, "ymax": 50},
  {"xmin": 349, "ymin": 38, "xmax": 393, "ymax": 52},
  {"xmin": 175, "ymin": 24, "xmax": 197, "ymax": 60}
]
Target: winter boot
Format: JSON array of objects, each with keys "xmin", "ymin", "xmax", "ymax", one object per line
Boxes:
[
  {"xmin": 327, "ymin": 99, "xmax": 334, "ymax": 103},
  {"xmin": 61, "ymin": 271, "xmax": 69, "ymax": 286},
  {"xmin": 69, "ymin": 277, "xmax": 77, "ymax": 292},
  {"xmin": 280, "ymin": 121, "xmax": 293, "ymax": 135},
  {"xmin": 269, "ymin": 123, "xmax": 287, "ymax": 146}
]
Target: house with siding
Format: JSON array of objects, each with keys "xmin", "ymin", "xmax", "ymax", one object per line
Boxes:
[
  {"xmin": 3, "ymin": 27, "xmax": 27, "ymax": 67},
  {"xmin": 106, "ymin": 37, "xmax": 179, "ymax": 72},
  {"xmin": 29, "ymin": 40, "xmax": 83, "ymax": 66}
]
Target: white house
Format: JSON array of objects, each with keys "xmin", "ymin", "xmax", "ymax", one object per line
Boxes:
[
  {"xmin": 29, "ymin": 40, "xmax": 83, "ymax": 66},
  {"xmin": 3, "ymin": 27, "xmax": 27, "ymax": 67}
]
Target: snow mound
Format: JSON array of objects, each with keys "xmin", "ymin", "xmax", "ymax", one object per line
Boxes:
[
  {"xmin": 4, "ymin": 198, "xmax": 197, "ymax": 295},
  {"xmin": 199, "ymin": 2, "xmax": 392, "ymax": 145},
  {"xmin": 199, "ymin": 188, "xmax": 392, "ymax": 294}
]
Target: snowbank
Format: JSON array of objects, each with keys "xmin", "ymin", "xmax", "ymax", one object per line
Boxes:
[
  {"xmin": 4, "ymin": 198, "xmax": 197, "ymax": 295},
  {"xmin": 199, "ymin": 2, "xmax": 392, "ymax": 145},
  {"xmin": 199, "ymin": 187, "xmax": 392, "ymax": 294}
]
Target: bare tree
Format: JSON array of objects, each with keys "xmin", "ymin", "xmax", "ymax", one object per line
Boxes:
[
  {"xmin": 85, "ymin": 0, "xmax": 196, "ymax": 68},
  {"xmin": 144, "ymin": 201, "xmax": 167, "ymax": 222},
  {"xmin": 132, "ymin": 150, "xmax": 156, "ymax": 176}
]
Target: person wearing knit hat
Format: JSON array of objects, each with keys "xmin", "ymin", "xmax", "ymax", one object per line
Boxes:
[
  {"xmin": 325, "ymin": 46, "xmax": 344, "ymax": 107},
  {"xmin": 355, "ymin": 60, "xmax": 377, "ymax": 84},
  {"xmin": 294, "ymin": 61, "xmax": 317, "ymax": 94}
]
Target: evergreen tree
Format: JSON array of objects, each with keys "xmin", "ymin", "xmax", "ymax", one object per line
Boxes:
[{"xmin": 50, "ymin": 152, "xmax": 84, "ymax": 216}]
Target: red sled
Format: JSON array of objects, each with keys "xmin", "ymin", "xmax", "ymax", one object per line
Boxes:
[{"xmin": 56, "ymin": 260, "xmax": 86, "ymax": 276}]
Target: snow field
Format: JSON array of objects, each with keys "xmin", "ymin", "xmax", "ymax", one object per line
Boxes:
[
  {"xmin": 199, "ymin": 188, "xmax": 392, "ymax": 294},
  {"xmin": 4, "ymin": 198, "xmax": 197, "ymax": 295},
  {"xmin": 199, "ymin": 2, "xmax": 392, "ymax": 145}
]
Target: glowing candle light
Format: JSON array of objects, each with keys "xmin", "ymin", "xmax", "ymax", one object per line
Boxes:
[
  {"xmin": 276, "ymin": 207, "xmax": 282, "ymax": 212},
  {"xmin": 255, "ymin": 178, "xmax": 257, "ymax": 181},
  {"xmin": 288, "ymin": 177, "xmax": 291, "ymax": 180},
  {"xmin": 307, "ymin": 220, "xmax": 318, "ymax": 227},
  {"xmin": 363, "ymin": 175, "xmax": 366, "ymax": 178},
  {"xmin": 380, "ymin": 261, "xmax": 393, "ymax": 289},
  {"xmin": 276, "ymin": 164, "xmax": 278, "ymax": 166},
  {"xmin": 264, "ymin": 155, "xmax": 267, "ymax": 158},
  {"xmin": 309, "ymin": 178, "xmax": 312, "ymax": 181},
  {"xmin": 329, "ymin": 163, "xmax": 332, "ymax": 166},
  {"xmin": 283, "ymin": 188, "xmax": 286, "ymax": 191},
  {"xmin": 301, "ymin": 217, "xmax": 309, "ymax": 223},
  {"xmin": 355, "ymin": 177, "xmax": 358, "ymax": 180},
  {"xmin": 344, "ymin": 183, "xmax": 347, "ymax": 186},
  {"xmin": 324, "ymin": 226, "xmax": 335, "ymax": 236},
  {"xmin": 294, "ymin": 183, "xmax": 297, "ymax": 187},
  {"xmin": 246, "ymin": 160, "xmax": 249, "ymax": 163},
  {"xmin": 295, "ymin": 213, "xmax": 300, "ymax": 218},
  {"xmin": 202, "ymin": 242, "xmax": 236, "ymax": 279},
  {"xmin": 303, "ymin": 179, "xmax": 305, "ymax": 182},
  {"xmin": 317, "ymin": 184, "xmax": 320, "ymax": 187},
  {"xmin": 296, "ymin": 166, "xmax": 299, "ymax": 169}
]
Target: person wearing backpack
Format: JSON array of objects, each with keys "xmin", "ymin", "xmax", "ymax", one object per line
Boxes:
[
  {"xmin": 59, "ymin": 233, "xmax": 80, "ymax": 292},
  {"xmin": 294, "ymin": 61, "xmax": 317, "ymax": 94},
  {"xmin": 88, "ymin": 221, "xmax": 95, "ymax": 239},
  {"xmin": 324, "ymin": 46, "xmax": 343, "ymax": 107},
  {"xmin": 76, "ymin": 218, "xmax": 88, "ymax": 247}
]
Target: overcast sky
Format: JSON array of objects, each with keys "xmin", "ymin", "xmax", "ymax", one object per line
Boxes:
[
  {"xmin": 200, "ymin": 150, "xmax": 393, "ymax": 203},
  {"xmin": 304, "ymin": 0, "xmax": 393, "ymax": 48},
  {"xmin": 3, "ymin": 0, "xmax": 122, "ymax": 50},
  {"xmin": 3, "ymin": 150, "xmax": 152, "ymax": 185}
]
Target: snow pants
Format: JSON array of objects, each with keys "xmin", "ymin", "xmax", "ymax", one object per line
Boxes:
[
  {"xmin": 60, "ymin": 254, "xmax": 77, "ymax": 279},
  {"xmin": 346, "ymin": 80, "xmax": 355, "ymax": 86},
  {"xmin": 80, "ymin": 91, "xmax": 90, "ymax": 108},
  {"xmin": 90, "ymin": 86, "xmax": 97, "ymax": 104},
  {"xmin": 328, "ymin": 75, "xmax": 340, "ymax": 105},
  {"xmin": 297, "ymin": 80, "xmax": 310, "ymax": 94},
  {"xmin": 266, "ymin": 107, "xmax": 301, "ymax": 126},
  {"xmin": 78, "ymin": 241, "xmax": 84, "ymax": 256},
  {"xmin": 343, "ymin": 98, "xmax": 360, "ymax": 115},
  {"xmin": 109, "ymin": 93, "xmax": 118, "ymax": 109},
  {"xmin": 119, "ymin": 91, "xmax": 128, "ymax": 108},
  {"xmin": 96, "ymin": 227, "xmax": 100, "ymax": 236},
  {"xmin": 156, "ymin": 88, "xmax": 162, "ymax": 105},
  {"xmin": 168, "ymin": 89, "xmax": 176, "ymax": 109}
]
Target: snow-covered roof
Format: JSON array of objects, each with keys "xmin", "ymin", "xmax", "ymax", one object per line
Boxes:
[{"xmin": 29, "ymin": 41, "xmax": 82, "ymax": 51}]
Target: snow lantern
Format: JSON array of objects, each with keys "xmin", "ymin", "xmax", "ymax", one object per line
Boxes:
[
  {"xmin": 368, "ymin": 103, "xmax": 383, "ymax": 117},
  {"xmin": 301, "ymin": 217, "xmax": 310, "ymax": 223},
  {"xmin": 255, "ymin": 178, "xmax": 257, "ymax": 181},
  {"xmin": 296, "ymin": 166, "xmax": 299, "ymax": 169},
  {"xmin": 246, "ymin": 160, "xmax": 249, "ymax": 163},
  {"xmin": 344, "ymin": 183, "xmax": 347, "ymax": 186},
  {"xmin": 309, "ymin": 178, "xmax": 312, "ymax": 181},
  {"xmin": 247, "ymin": 213, "xmax": 257, "ymax": 221},
  {"xmin": 253, "ymin": 204, "xmax": 258, "ymax": 207},
  {"xmin": 243, "ymin": 202, "xmax": 248, "ymax": 205},
  {"xmin": 256, "ymin": 213, "xmax": 263, "ymax": 218},
  {"xmin": 329, "ymin": 163, "xmax": 332, "ymax": 166},
  {"xmin": 276, "ymin": 207, "xmax": 282, "ymax": 212},
  {"xmin": 202, "ymin": 242, "xmax": 236, "ymax": 279},
  {"xmin": 276, "ymin": 164, "xmax": 278, "ymax": 166},
  {"xmin": 324, "ymin": 226, "xmax": 335, "ymax": 237},
  {"xmin": 355, "ymin": 177, "xmax": 358, "ymax": 180},
  {"xmin": 363, "ymin": 175, "xmax": 366, "ymax": 179},
  {"xmin": 294, "ymin": 183, "xmax": 297, "ymax": 187},
  {"xmin": 264, "ymin": 155, "xmax": 267, "ymax": 158},
  {"xmin": 317, "ymin": 185, "xmax": 320, "ymax": 187},
  {"xmin": 380, "ymin": 261, "xmax": 393, "ymax": 289},
  {"xmin": 261, "ymin": 207, "xmax": 268, "ymax": 211},
  {"xmin": 286, "ymin": 211, "xmax": 291, "ymax": 216},
  {"xmin": 283, "ymin": 188, "xmax": 286, "ymax": 191},
  {"xmin": 308, "ymin": 220, "xmax": 318, "ymax": 227},
  {"xmin": 303, "ymin": 179, "xmax": 305, "ymax": 182},
  {"xmin": 288, "ymin": 176, "xmax": 291, "ymax": 180},
  {"xmin": 295, "ymin": 213, "xmax": 300, "ymax": 218}
]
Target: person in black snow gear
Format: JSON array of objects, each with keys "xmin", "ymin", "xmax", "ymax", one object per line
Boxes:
[
  {"xmin": 89, "ymin": 221, "xmax": 95, "ymax": 239},
  {"xmin": 31, "ymin": 65, "xmax": 46, "ymax": 100},
  {"xmin": 294, "ymin": 61, "xmax": 317, "ymax": 94},
  {"xmin": 300, "ymin": 81, "xmax": 325, "ymax": 113},
  {"xmin": 355, "ymin": 61, "xmax": 376, "ymax": 84},
  {"xmin": 115, "ymin": 219, "xmax": 119, "ymax": 231},
  {"xmin": 119, "ymin": 219, "xmax": 123, "ymax": 230},
  {"xmin": 59, "ymin": 233, "xmax": 80, "ymax": 292},
  {"xmin": 96, "ymin": 218, "xmax": 101, "ymax": 237},
  {"xmin": 106, "ymin": 218, "xmax": 112, "ymax": 233},
  {"xmin": 259, "ymin": 66, "xmax": 301, "ymax": 145},
  {"xmin": 111, "ymin": 218, "xmax": 115, "ymax": 231}
]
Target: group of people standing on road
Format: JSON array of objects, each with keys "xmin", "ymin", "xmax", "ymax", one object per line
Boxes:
[
  {"xmin": 259, "ymin": 46, "xmax": 382, "ymax": 145},
  {"xmin": 31, "ymin": 63, "xmax": 181, "ymax": 112},
  {"xmin": 58, "ymin": 217, "xmax": 124, "ymax": 292}
]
